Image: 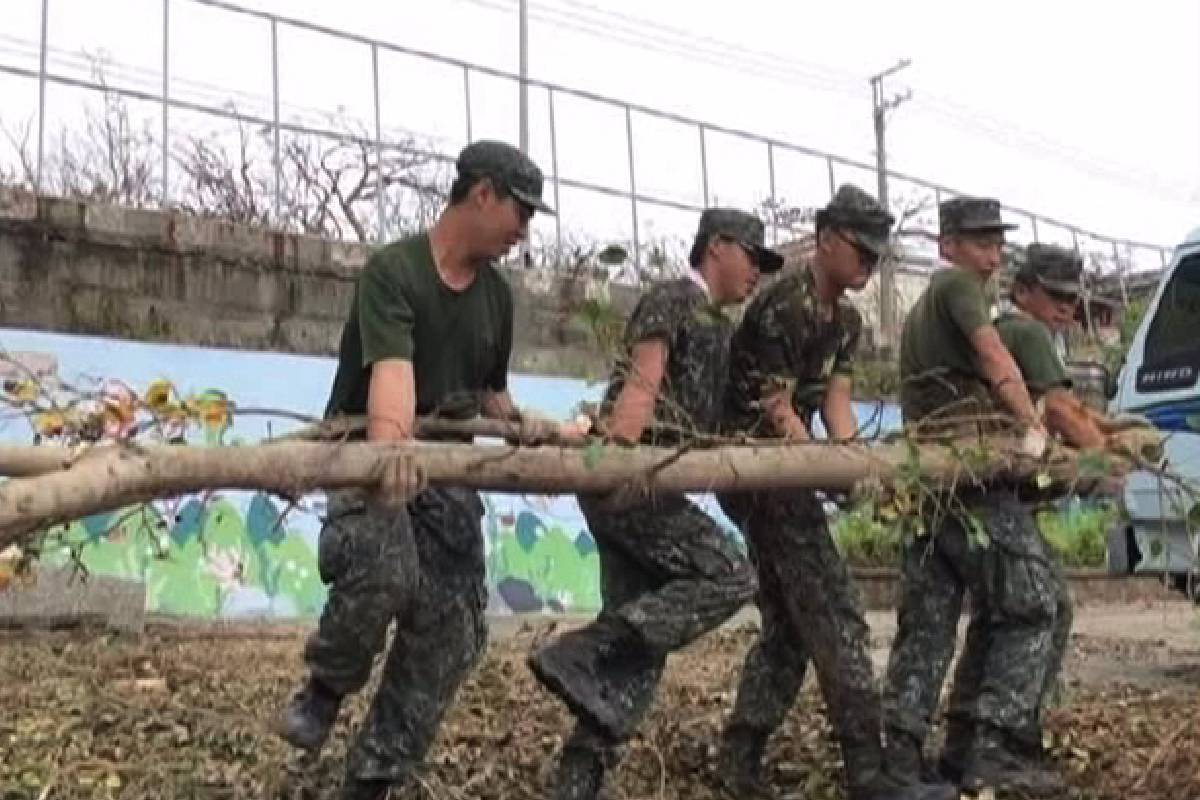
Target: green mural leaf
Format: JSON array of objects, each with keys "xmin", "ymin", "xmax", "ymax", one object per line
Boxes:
[
  {"xmin": 146, "ymin": 537, "xmax": 221, "ymax": 616},
  {"xmin": 246, "ymin": 493, "xmax": 285, "ymax": 547},
  {"xmin": 582, "ymin": 438, "xmax": 605, "ymax": 470},
  {"xmin": 261, "ymin": 534, "xmax": 326, "ymax": 615},
  {"xmin": 171, "ymin": 499, "xmax": 206, "ymax": 545}
]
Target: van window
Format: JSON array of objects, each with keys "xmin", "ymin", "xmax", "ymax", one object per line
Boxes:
[{"xmin": 1144, "ymin": 253, "xmax": 1200, "ymax": 367}]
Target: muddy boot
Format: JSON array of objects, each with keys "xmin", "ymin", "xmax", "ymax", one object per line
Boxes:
[
  {"xmin": 882, "ymin": 727, "xmax": 926, "ymax": 785},
  {"xmin": 849, "ymin": 773, "xmax": 960, "ymax": 800},
  {"xmin": 550, "ymin": 726, "xmax": 614, "ymax": 800},
  {"xmin": 960, "ymin": 724, "xmax": 1064, "ymax": 797},
  {"xmin": 934, "ymin": 715, "xmax": 973, "ymax": 786},
  {"xmin": 715, "ymin": 724, "xmax": 777, "ymax": 800},
  {"xmin": 277, "ymin": 676, "xmax": 342, "ymax": 752},
  {"xmin": 339, "ymin": 777, "xmax": 390, "ymax": 800},
  {"xmin": 529, "ymin": 622, "xmax": 643, "ymax": 740}
]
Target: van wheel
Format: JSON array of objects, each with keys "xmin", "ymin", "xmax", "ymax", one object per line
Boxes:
[
  {"xmin": 1170, "ymin": 573, "xmax": 1200, "ymax": 602},
  {"xmin": 1105, "ymin": 523, "xmax": 1139, "ymax": 575}
]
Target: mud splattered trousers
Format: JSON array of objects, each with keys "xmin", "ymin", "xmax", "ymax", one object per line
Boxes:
[
  {"xmin": 542, "ymin": 492, "xmax": 757, "ymax": 782},
  {"xmin": 304, "ymin": 487, "xmax": 487, "ymax": 783},
  {"xmin": 881, "ymin": 490, "xmax": 1066, "ymax": 756},
  {"xmin": 717, "ymin": 489, "xmax": 889, "ymax": 792}
]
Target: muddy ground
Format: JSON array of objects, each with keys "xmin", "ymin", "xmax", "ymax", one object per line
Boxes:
[{"xmin": 3, "ymin": 600, "xmax": 1200, "ymax": 800}]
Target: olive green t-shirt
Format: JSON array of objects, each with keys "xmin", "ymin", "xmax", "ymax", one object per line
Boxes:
[
  {"xmin": 994, "ymin": 311, "xmax": 1071, "ymax": 398},
  {"xmin": 899, "ymin": 267, "xmax": 992, "ymax": 422},
  {"xmin": 324, "ymin": 233, "xmax": 514, "ymax": 421}
]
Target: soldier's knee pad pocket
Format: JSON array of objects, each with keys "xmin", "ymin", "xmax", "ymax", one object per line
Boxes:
[{"xmin": 996, "ymin": 556, "xmax": 1058, "ymax": 623}]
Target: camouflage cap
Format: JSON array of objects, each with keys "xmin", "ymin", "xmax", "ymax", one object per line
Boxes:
[
  {"xmin": 939, "ymin": 196, "xmax": 1017, "ymax": 235},
  {"xmin": 816, "ymin": 184, "xmax": 895, "ymax": 256},
  {"xmin": 456, "ymin": 139, "xmax": 555, "ymax": 215},
  {"xmin": 697, "ymin": 208, "xmax": 784, "ymax": 273},
  {"xmin": 1017, "ymin": 243, "xmax": 1084, "ymax": 295}
]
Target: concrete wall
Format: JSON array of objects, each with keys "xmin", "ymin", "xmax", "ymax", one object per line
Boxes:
[{"xmin": 0, "ymin": 188, "xmax": 640, "ymax": 378}]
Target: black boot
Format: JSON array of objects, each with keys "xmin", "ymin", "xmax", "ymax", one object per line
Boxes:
[
  {"xmin": 847, "ymin": 738, "xmax": 958, "ymax": 800},
  {"xmin": 529, "ymin": 622, "xmax": 644, "ymax": 740},
  {"xmin": 960, "ymin": 724, "xmax": 1064, "ymax": 797},
  {"xmin": 849, "ymin": 773, "xmax": 960, "ymax": 800},
  {"xmin": 934, "ymin": 715, "xmax": 973, "ymax": 786},
  {"xmin": 715, "ymin": 724, "xmax": 777, "ymax": 800},
  {"xmin": 550, "ymin": 727, "xmax": 613, "ymax": 800},
  {"xmin": 882, "ymin": 728, "xmax": 926, "ymax": 785},
  {"xmin": 277, "ymin": 676, "xmax": 342, "ymax": 752},
  {"xmin": 339, "ymin": 777, "xmax": 390, "ymax": 800}
]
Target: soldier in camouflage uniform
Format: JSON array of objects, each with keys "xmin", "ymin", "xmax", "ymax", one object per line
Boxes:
[
  {"xmin": 937, "ymin": 243, "xmax": 1111, "ymax": 781},
  {"xmin": 881, "ymin": 198, "xmax": 1067, "ymax": 797},
  {"xmin": 527, "ymin": 209, "xmax": 782, "ymax": 800},
  {"xmin": 277, "ymin": 141, "xmax": 579, "ymax": 800},
  {"xmin": 717, "ymin": 186, "xmax": 954, "ymax": 800}
]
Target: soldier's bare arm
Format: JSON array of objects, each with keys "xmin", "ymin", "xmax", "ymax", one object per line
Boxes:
[
  {"xmin": 1042, "ymin": 388, "xmax": 1107, "ymax": 449},
  {"xmin": 969, "ymin": 326, "xmax": 1046, "ymax": 433},
  {"xmin": 761, "ymin": 387, "xmax": 811, "ymax": 441},
  {"xmin": 367, "ymin": 359, "xmax": 416, "ymax": 441},
  {"xmin": 821, "ymin": 375, "xmax": 857, "ymax": 440},
  {"xmin": 603, "ymin": 340, "xmax": 667, "ymax": 444}
]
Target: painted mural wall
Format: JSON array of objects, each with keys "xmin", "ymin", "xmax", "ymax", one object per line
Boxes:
[{"xmin": 0, "ymin": 327, "xmax": 900, "ymax": 618}]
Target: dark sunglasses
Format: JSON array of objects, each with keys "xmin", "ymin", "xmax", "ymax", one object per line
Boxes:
[
  {"xmin": 837, "ymin": 231, "xmax": 880, "ymax": 272},
  {"xmin": 1042, "ymin": 286, "xmax": 1079, "ymax": 306}
]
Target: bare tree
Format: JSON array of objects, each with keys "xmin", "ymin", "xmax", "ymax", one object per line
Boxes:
[{"xmin": 0, "ymin": 58, "xmax": 451, "ymax": 244}]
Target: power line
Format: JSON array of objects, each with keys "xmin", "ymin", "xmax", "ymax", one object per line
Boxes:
[
  {"xmin": 458, "ymin": 0, "xmax": 1193, "ymax": 203},
  {"xmin": 454, "ymin": 0, "xmax": 866, "ymax": 98}
]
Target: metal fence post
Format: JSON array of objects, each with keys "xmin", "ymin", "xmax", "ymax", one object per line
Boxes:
[
  {"xmin": 35, "ymin": 0, "xmax": 50, "ymax": 193},
  {"xmin": 371, "ymin": 43, "xmax": 385, "ymax": 241},
  {"xmin": 766, "ymin": 141, "xmax": 777, "ymax": 245},
  {"xmin": 625, "ymin": 106, "xmax": 640, "ymax": 271},
  {"xmin": 270, "ymin": 18, "xmax": 282, "ymax": 225},
  {"xmin": 161, "ymin": 0, "xmax": 170, "ymax": 205},
  {"xmin": 547, "ymin": 89, "xmax": 562, "ymax": 259},
  {"xmin": 699, "ymin": 124, "xmax": 709, "ymax": 208},
  {"xmin": 825, "ymin": 156, "xmax": 836, "ymax": 199},
  {"xmin": 1112, "ymin": 240, "xmax": 1129, "ymax": 307},
  {"xmin": 463, "ymin": 66, "xmax": 473, "ymax": 143},
  {"xmin": 1030, "ymin": 215, "xmax": 1040, "ymax": 243}
]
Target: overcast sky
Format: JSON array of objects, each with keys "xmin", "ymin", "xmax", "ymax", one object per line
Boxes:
[{"xmin": 2, "ymin": 0, "xmax": 1198, "ymax": 269}]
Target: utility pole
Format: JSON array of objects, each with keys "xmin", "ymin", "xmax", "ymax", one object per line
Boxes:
[
  {"xmin": 518, "ymin": 0, "xmax": 529, "ymax": 154},
  {"xmin": 518, "ymin": 0, "xmax": 531, "ymax": 266},
  {"xmin": 869, "ymin": 58, "xmax": 912, "ymax": 351}
]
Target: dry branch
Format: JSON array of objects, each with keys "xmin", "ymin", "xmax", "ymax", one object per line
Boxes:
[{"xmin": 0, "ymin": 435, "xmax": 1082, "ymax": 549}]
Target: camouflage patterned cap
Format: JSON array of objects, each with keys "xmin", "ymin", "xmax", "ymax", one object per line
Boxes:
[
  {"xmin": 697, "ymin": 208, "xmax": 784, "ymax": 272},
  {"xmin": 816, "ymin": 184, "xmax": 895, "ymax": 255},
  {"xmin": 1017, "ymin": 243, "xmax": 1084, "ymax": 295},
  {"xmin": 456, "ymin": 139, "xmax": 555, "ymax": 215},
  {"xmin": 939, "ymin": 196, "xmax": 1017, "ymax": 235}
]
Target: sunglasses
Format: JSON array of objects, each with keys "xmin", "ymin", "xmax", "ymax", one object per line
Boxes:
[
  {"xmin": 837, "ymin": 231, "xmax": 880, "ymax": 272},
  {"xmin": 1042, "ymin": 286, "xmax": 1079, "ymax": 306}
]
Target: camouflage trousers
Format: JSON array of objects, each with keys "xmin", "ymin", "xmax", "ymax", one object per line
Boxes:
[
  {"xmin": 943, "ymin": 544, "xmax": 1073, "ymax": 746},
  {"xmin": 881, "ymin": 491, "xmax": 1065, "ymax": 753},
  {"xmin": 718, "ymin": 490, "xmax": 885, "ymax": 789},
  {"xmin": 304, "ymin": 487, "xmax": 487, "ymax": 783},
  {"xmin": 552, "ymin": 492, "xmax": 757, "ymax": 746}
]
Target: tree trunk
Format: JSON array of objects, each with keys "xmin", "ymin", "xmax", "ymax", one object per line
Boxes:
[{"xmin": 0, "ymin": 435, "xmax": 1080, "ymax": 549}]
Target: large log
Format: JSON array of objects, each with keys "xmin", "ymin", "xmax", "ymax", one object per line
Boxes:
[{"xmin": 0, "ymin": 435, "xmax": 1080, "ymax": 549}]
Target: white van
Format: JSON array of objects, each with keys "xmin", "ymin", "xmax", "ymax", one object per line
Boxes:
[{"xmin": 1105, "ymin": 227, "xmax": 1200, "ymax": 589}]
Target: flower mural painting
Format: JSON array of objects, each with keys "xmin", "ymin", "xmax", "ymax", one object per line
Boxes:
[
  {"xmin": 0, "ymin": 335, "xmax": 622, "ymax": 619},
  {"xmin": 100, "ymin": 379, "xmax": 138, "ymax": 439}
]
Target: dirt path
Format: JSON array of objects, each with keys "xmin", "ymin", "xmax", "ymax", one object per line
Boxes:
[{"xmin": 3, "ymin": 600, "xmax": 1200, "ymax": 799}]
